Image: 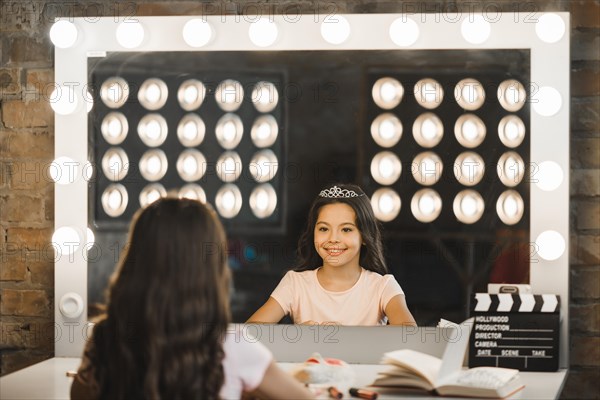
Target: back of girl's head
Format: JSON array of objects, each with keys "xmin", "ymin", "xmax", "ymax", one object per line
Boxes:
[
  {"xmin": 94, "ymin": 197, "xmax": 230, "ymax": 399},
  {"xmin": 295, "ymin": 183, "xmax": 388, "ymax": 275},
  {"xmin": 111, "ymin": 197, "xmax": 229, "ymax": 309}
]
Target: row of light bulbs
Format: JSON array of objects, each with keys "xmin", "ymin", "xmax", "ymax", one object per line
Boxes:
[
  {"xmin": 372, "ymin": 77, "xmax": 527, "ymax": 112},
  {"xmin": 101, "ymin": 182, "xmax": 277, "ymax": 219},
  {"xmin": 371, "ymin": 187, "xmax": 523, "ymax": 226},
  {"xmin": 100, "ymin": 77, "xmax": 279, "ymax": 113},
  {"xmin": 102, "ymin": 111, "xmax": 278, "ymax": 150},
  {"xmin": 372, "ymin": 111, "xmax": 525, "ymax": 150},
  {"xmin": 49, "ymin": 13, "xmax": 566, "ymax": 51},
  {"xmin": 101, "ymin": 147, "xmax": 278, "ymax": 184},
  {"xmin": 370, "ymin": 150, "xmax": 524, "ymax": 188}
]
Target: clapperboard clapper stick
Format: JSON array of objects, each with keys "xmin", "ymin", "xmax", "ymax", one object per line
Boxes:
[{"xmin": 469, "ymin": 293, "xmax": 560, "ymax": 372}]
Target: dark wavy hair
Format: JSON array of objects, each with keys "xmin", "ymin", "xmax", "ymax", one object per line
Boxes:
[
  {"xmin": 294, "ymin": 183, "xmax": 388, "ymax": 275},
  {"xmin": 90, "ymin": 198, "xmax": 230, "ymax": 399}
]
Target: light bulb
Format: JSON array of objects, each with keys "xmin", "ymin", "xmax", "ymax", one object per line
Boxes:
[
  {"xmin": 183, "ymin": 156, "xmax": 197, "ymax": 175},
  {"xmin": 321, "ymin": 15, "xmax": 351, "ymax": 45},
  {"xmin": 379, "ymin": 120, "xmax": 395, "ymax": 139},
  {"xmin": 184, "ymin": 86, "xmax": 198, "ymax": 103},
  {"xmin": 102, "ymin": 184, "xmax": 128, "ymax": 217},
  {"xmin": 257, "ymin": 123, "xmax": 271, "ymax": 139},
  {"xmin": 50, "ymin": 156, "xmax": 78, "ymax": 185},
  {"xmin": 535, "ymin": 161, "xmax": 564, "ymax": 191},
  {"xmin": 461, "ymin": 15, "xmax": 491, "ymax": 44},
  {"xmin": 419, "ymin": 195, "xmax": 435, "ymax": 214},
  {"xmin": 116, "ymin": 21, "xmax": 145, "ymax": 49},
  {"xmin": 536, "ymin": 13, "xmax": 565, "ymax": 43},
  {"xmin": 389, "ymin": 17, "xmax": 419, "ymax": 46},
  {"xmin": 182, "ymin": 19, "xmax": 213, "ymax": 47},
  {"xmin": 533, "ymin": 86, "xmax": 562, "ymax": 117},
  {"xmin": 250, "ymin": 184, "xmax": 277, "ymax": 218},
  {"xmin": 371, "ymin": 188, "xmax": 401, "ymax": 222},
  {"xmin": 52, "ymin": 227, "xmax": 81, "ymax": 256},
  {"xmin": 183, "ymin": 121, "xmax": 197, "ymax": 140},
  {"xmin": 535, "ymin": 231, "xmax": 566, "ymax": 261},
  {"xmin": 421, "ymin": 119, "xmax": 436, "ymax": 139},
  {"xmin": 216, "ymin": 184, "xmax": 242, "ymax": 218},
  {"xmin": 249, "ymin": 18, "xmax": 278, "ymax": 47},
  {"xmin": 108, "ymin": 190, "xmax": 122, "ymax": 209},
  {"xmin": 411, "ymin": 189, "xmax": 442, "ymax": 223},
  {"xmin": 50, "ymin": 86, "xmax": 78, "ymax": 115},
  {"xmin": 50, "ymin": 20, "xmax": 78, "ymax": 49}
]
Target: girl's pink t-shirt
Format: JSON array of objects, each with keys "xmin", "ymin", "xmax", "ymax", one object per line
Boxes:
[{"xmin": 270, "ymin": 268, "xmax": 404, "ymax": 325}]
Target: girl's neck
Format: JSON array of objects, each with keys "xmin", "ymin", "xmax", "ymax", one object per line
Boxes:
[{"xmin": 319, "ymin": 264, "xmax": 362, "ymax": 281}]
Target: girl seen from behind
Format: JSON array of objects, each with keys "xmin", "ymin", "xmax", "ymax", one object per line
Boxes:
[
  {"xmin": 71, "ymin": 198, "xmax": 313, "ymax": 400},
  {"xmin": 248, "ymin": 184, "xmax": 416, "ymax": 326}
]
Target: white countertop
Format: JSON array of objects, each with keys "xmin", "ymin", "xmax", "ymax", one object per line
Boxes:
[{"xmin": 0, "ymin": 357, "xmax": 567, "ymax": 400}]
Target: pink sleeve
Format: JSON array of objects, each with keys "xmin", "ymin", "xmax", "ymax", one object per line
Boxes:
[
  {"xmin": 269, "ymin": 271, "xmax": 294, "ymax": 315},
  {"xmin": 381, "ymin": 275, "xmax": 405, "ymax": 309}
]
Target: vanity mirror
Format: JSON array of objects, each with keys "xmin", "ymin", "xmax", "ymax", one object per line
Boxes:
[
  {"xmin": 87, "ymin": 48, "xmax": 531, "ymax": 326},
  {"xmin": 52, "ymin": 13, "xmax": 569, "ymax": 368}
]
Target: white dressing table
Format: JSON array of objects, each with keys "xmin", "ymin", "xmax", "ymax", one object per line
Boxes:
[
  {"xmin": 2, "ymin": 325, "xmax": 568, "ymax": 399},
  {"xmin": 0, "ymin": 357, "xmax": 567, "ymax": 400}
]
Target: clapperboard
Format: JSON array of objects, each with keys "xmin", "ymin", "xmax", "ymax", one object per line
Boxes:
[{"xmin": 469, "ymin": 293, "xmax": 560, "ymax": 371}]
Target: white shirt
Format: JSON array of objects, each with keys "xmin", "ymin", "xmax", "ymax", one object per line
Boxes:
[
  {"xmin": 220, "ymin": 332, "xmax": 273, "ymax": 399},
  {"xmin": 270, "ymin": 268, "xmax": 404, "ymax": 325}
]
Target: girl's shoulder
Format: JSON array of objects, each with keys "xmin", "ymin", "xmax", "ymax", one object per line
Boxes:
[
  {"xmin": 360, "ymin": 269, "xmax": 404, "ymax": 296},
  {"xmin": 284, "ymin": 269, "xmax": 317, "ymax": 280},
  {"xmin": 361, "ymin": 268, "xmax": 398, "ymax": 284},
  {"xmin": 282, "ymin": 269, "xmax": 319, "ymax": 286}
]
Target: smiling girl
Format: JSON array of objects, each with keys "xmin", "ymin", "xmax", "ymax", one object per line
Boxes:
[{"xmin": 248, "ymin": 184, "xmax": 416, "ymax": 326}]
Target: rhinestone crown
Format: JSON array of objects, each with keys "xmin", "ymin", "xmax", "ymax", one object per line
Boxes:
[{"xmin": 318, "ymin": 186, "xmax": 363, "ymax": 198}]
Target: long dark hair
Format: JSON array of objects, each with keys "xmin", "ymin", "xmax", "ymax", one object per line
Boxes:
[
  {"xmin": 91, "ymin": 198, "xmax": 230, "ymax": 399},
  {"xmin": 294, "ymin": 183, "xmax": 388, "ymax": 275}
]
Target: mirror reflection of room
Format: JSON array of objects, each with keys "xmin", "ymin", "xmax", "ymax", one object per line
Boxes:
[
  {"xmin": 89, "ymin": 49, "xmax": 530, "ymax": 325},
  {"xmin": 247, "ymin": 183, "xmax": 417, "ymax": 325}
]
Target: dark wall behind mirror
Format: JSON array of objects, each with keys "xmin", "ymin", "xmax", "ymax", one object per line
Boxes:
[{"xmin": 88, "ymin": 49, "xmax": 530, "ymax": 325}]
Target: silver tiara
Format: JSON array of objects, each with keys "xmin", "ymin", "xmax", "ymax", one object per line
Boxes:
[{"xmin": 318, "ymin": 186, "xmax": 363, "ymax": 198}]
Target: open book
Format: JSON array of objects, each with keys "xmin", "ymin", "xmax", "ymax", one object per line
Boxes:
[{"xmin": 372, "ymin": 320, "xmax": 524, "ymax": 398}]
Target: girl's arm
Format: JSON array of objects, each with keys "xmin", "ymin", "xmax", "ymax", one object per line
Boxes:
[
  {"xmin": 385, "ymin": 294, "xmax": 417, "ymax": 326},
  {"xmin": 246, "ymin": 297, "xmax": 286, "ymax": 323},
  {"xmin": 245, "ymin": 360, "xmax": 315, "ymax": 399}
]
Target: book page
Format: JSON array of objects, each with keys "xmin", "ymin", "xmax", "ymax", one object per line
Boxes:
[
  {"xmin": 436, "ymin": 367, "xmax": 522, "ymax": 398},
  {"xmin": 437, "ymin": 318, "xmax": 460, "ymax": 329},
  {"xmin": 453, "ymin": 367, "xmax": 519, "ymax": 389},
  {"xmin": 373, "ymin": 375, "xmax": 435, "ymax": 391},
  {"xmin": 436, "ymin": 318, "xmax": 473, "ymax": 383},
  {"xmin": 382, "ymin": 349, "xmax": 442, "ymax": 385},
  {"xmin": 379, "ymin": 366, "xmax": 424, "ymax": 379}
]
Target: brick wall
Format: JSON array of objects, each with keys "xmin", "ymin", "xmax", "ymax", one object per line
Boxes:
[
  {"xmin": 0, "ymin": 0, "xmax": 598, "ymax": 398},
  {"xmin": 566, "ymin": 1, "xmax": 600, "ymax": 398},
  {"xmin": 0, "ymin": 0, "xmax": 56, "ymax": 374}
]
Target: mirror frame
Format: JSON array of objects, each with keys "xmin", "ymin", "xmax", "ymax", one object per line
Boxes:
[{"xmin": 53, "ymin": 13, "xmax": 570, "ymax": 368}]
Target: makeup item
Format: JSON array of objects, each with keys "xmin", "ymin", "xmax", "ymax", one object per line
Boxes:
[
  {"xmin": 66, "ymin": 370, "xmax": 78, "ymax": 378},
  {"xmin": 328, "ymin": 386, "xmax": 343, "ymax": 399},
  {"xmin": 349, "ymin": 387, "xmax": 378, "ymax": 400}
]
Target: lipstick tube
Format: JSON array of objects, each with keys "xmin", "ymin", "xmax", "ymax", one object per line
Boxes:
[
  {"xmin": 328, "ymin": 386, "xmax": 343, "ymax": 399},
  {"xmin": 349, "ymin": 387, "xmax": 378, "ymax": 400}
]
